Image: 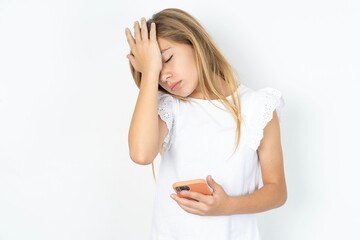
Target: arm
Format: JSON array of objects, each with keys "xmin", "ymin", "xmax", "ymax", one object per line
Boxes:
[
  {"xmin": 128, "ymin": 77, "xmax": 161, "ymax": 165},
  {"xmin": 170, "ymin": 111, "xmax": 287, "ymax": 216},
  {"xmin": 126, "ymin": 18, "xmax": 165, "ymax": 165},
  {"xmin": 227, "ymin": 111, "xmax": 287, "ymax": 214}
]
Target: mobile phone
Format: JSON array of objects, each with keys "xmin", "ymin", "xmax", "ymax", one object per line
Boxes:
[{"xmin": 172, "ymin": 179, "xmax": 212, "ymax": 199}]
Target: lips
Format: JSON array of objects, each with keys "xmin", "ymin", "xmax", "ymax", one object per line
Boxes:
[{"xmin": 170, "ymin": 81, "xmax": 181, "ymax": 91}]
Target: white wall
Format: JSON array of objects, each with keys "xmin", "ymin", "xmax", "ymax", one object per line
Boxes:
[{"xmin": 0, "ymin": 0, "xmax": 359, "ymax": 239}]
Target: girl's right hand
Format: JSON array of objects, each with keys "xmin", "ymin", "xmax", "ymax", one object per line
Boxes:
[{"xmin": 125, "ymin": 18, "xmax": 162, "ymax": 77}]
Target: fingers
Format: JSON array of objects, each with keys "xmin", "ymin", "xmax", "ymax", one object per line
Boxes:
[
  {"xmin": 133, "ymin": 17, "xmax": 149, "ymax": 43},
  {"xmin": 140, "ymin": 17, "xmax": 149, "ymax": 41},
  {"xmin": 150, "ymin": 22, "xmax": 156, "ymax": 41},
  {"xmin": 206, "ymin": 175, "xmax": 218, "ymax": 192},
  {"xmin": 180, "ymin": 190, "xmax": 207, "ymax": 202},
  {"xmin": 124, "ymin": 17, "xmax": 159, "ymax": 73},
  {"xmin": 134, "ymin": 20, "xmax": 141, "ymax": 43},
  {"xmin": 124, "ymin": 19, "xmax": 146, "ymax": 59},
  {"xmin": 172, "ymin": 193, "xmax": 201, "ymax": 208},
  {"xmin": 171, "ymin": 193, "xmax": 207, "ymax": 215},
  {"xmin": 125, "ymin": 28, "xmax": 135, "ymax": 50},
  {"xmin": 125, "ymin": 17, "xmax": 152, "ymax": 48},
  {"xmin": 126, "ymin": 54, "xmax": 137, "ymax": 69},
  {"xmin": 178, "ymin": 204, "xmax": 204, "ymax": 215},
  {"xmin": 181, "ymin": 191, "xmax": 202, "ymax": 201}
]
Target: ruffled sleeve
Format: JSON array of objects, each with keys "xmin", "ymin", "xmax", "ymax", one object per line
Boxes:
[
  {"xmin": 247, "ymin": 88, "xmax": 285, "ymax": 151},
  {"xmin": 157, "ymin": 91, "xmax": 177, "ymax": 153}
]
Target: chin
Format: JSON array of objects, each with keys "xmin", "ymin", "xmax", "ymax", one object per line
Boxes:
[
  {"xmin": 172, "ymin": 92, "xmax": 188, "ymax": 99},
  {"xmin": 178, "ymin": 90, "xmax": 191, "ymax": 98}
]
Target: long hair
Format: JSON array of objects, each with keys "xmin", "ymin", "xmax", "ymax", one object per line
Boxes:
[{"xmin": 129, "ymin": 8, "xmax": 243, "ymax": 179}]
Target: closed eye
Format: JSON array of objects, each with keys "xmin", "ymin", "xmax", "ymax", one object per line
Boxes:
[{"xmin": 165, "ymin": 55, "xmax": 173, "ymax": 63}]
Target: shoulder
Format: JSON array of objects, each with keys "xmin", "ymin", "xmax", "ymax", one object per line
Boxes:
[
  {"xmin": 240, "ymin": 84, "xmax": 284, "ymax": 116},
  {"xmin": 239, "ymin": 84, "xmax": 285, "ymax": 150},
  {"xmin": 240, "ymin": 84, "xmax": 282, "ymax": 101}
]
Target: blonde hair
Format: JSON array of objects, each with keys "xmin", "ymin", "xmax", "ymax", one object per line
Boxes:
[{"xmin": 129, "ymin": 8, "xmax": 243, "ymax": 180}]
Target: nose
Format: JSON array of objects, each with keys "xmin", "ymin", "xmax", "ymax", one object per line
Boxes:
[{"xmin": 160, "ymin": 73, "xmax": 172, "ymax": 83}]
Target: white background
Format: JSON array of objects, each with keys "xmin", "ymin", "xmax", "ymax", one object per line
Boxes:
[{"xmin": 0, "ymin": 0, "xmax": 359, "ymax": 239}]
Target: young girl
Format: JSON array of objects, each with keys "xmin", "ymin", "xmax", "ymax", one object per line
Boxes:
[{"xmin": 126, "ymin": 8, "xmax": 287, "ymax": 240}]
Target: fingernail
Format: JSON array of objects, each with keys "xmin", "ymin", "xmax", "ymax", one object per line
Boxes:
[{"xmin": 170, "ymin": 194, "xmax": 175, "ymax": 199}]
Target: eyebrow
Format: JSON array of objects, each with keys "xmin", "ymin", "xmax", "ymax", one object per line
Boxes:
[{"xmin": 160, "ymin": 47, "xmax": 171, "ymax": 54}]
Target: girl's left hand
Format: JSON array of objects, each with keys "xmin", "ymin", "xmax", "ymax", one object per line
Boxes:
[{"xmin": 170, "ymin": 175, "xmax": 231, "ymax": 216}]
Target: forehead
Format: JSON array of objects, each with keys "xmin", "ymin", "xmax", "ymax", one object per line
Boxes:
[
  {"xmin": 158, "ymin": 37, "xmax": 180, "ymax": 52},
  {"xmin": 157, "ymin": 37, "xmax": 193, "ymax": 53},
  {"xmin": 157, "ymin": 38, "xmax": 174, "ymax": 51}
]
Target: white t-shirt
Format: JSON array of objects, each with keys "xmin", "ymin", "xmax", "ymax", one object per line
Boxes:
[{"xmin": 152, "ymin": 83, "xmax": 285, "ymax": 240}]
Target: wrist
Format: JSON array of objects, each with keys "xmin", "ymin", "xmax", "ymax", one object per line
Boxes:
[
  {"xmin": 140, "ymin": 73, "xmax": 160, "ymax": 88},
  {"xmin": 142, "ymin": 71, "xmax": 160, "ymax": 79},
  {"xmin": 139, "ymin": 81, "xmax": 158, "ymax": 92},
  {"xmin": 225, "ymin": 196, "xmax": 234, "ymax": 215},
  {"xmin": 226, "ymin": 195, "xmax": 241, "ymax": 215}
]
